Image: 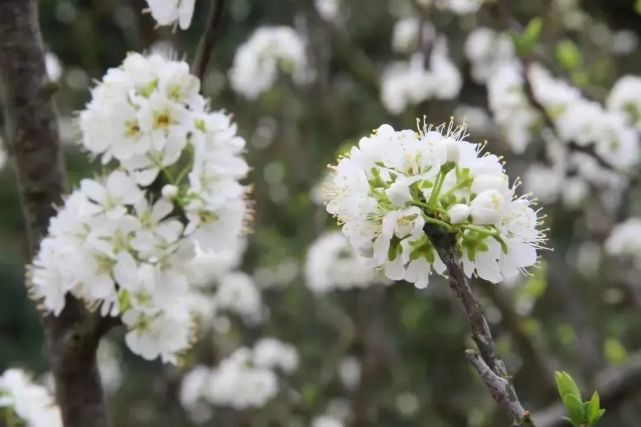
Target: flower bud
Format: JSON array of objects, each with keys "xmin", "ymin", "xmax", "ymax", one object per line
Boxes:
[
  {"xmin": 385, "ymin": 180, "xmax": 412, "ymax": 207},
  {"xmin": 161, "ymin": 184, "xmax": 179, "ymax": 200},
  {"xmin": 448, "ymin": 203, "xmax": 470, "ymax": 224},
  {"xmin": 471, "ymin": 173, "xmax": 508, "ymax": 195},
  {"xmin": 470, "ymin": 189, "xmax": 505, "ymax": 225}
]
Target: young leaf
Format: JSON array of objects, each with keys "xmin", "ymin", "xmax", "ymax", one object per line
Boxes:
[
  {"xmin": 563, "ymin": 393, "xmax": 585, "ymax": 426},
  {"xmin": 555, "ymin": 371, "xmax": 582, "ymax": 401},
  {"xmin": 586, "ymin": 392, "xmax": 605, "ymax": 426}
]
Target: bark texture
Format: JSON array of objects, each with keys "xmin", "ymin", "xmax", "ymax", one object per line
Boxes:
[
  {"xmin": 427, "ymin": 225, "xmax": 535, "ymax": 427},
  {"xmin": 0, "ymin": 1, "xmax": 110, "ymax": 426}
]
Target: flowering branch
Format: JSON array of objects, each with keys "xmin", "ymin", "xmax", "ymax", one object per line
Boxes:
[
  {"xmin": 427, "ymin": 225, "xmax": 535, "ymax": 427},
  {"xmin": 192, "ymin": 0, "xmax": 228, "ymax": 80},
  {"xmin": 519, "ymin": 64, "xmax": 626, "ymax": 177},
  {"xmin": 0, "ymin": 1, "xmax": 111, "ymax": 426}
]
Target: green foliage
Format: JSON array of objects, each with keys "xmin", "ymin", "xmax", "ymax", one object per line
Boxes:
[
  {"xmin": 603, "ymin": 338, "xmax": 628, "ymax": 365},
  {"xmin": 555, "ymin": 40, "xmax": 582, "ymax": 72},
  {"xmin": 511, "ymin": 18, "xmax": 542, "ymax": 57},
  {"xmin": 555, "ymin": 371, "xmax": 606, "ymax": 427}
]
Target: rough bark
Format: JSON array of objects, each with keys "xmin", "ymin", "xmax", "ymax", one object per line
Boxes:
[
  {"xmin": 427, "ymin": 225, "xmax": 535, "ymax": 427},
  {"xmin": 0, "ymin": 1, "xmax": 110, "ymax": 426}
]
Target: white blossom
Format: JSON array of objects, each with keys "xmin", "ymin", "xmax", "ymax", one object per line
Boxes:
[
  {"xmin": 605, "ymin": 218, "xmax": 641, "ymax": 260},
  {"xmin": 31, "ymin": 52, "xmax": 249, "ymax": 364},
  {"xmin": 464, "ymin": 28, "xmax": 514, "ymax": 84},
  {"xmin": 180, "ymin": 339, "xmax": 298, "ymax": 413},
  {"xmin": 230, "ymin": 26, "xmax": 311, "ymax": 99},
  {"xmin": 607, "ymin": 75, "xmax": 641, "ymax": 130},
  {"xmin": 305, "ymin": 231, "xmax": 386, "ymax": 292},
  {"xmin": 0, "ymin": 369, "xmax": 62, "ymax": 427},
  {"xmin": 391, "ymin": 17, "xmax": 434, "ymax": 54},
  {"xmin": 144, "ymin": 0, "xmax": 196, "ymax": 30},
  {"xmin": 215, "ymin": 272, "xmax": 263, "ymax": 324},
  {"xmin": 253, "ymin": 337, "xmax": 299, "ymax": 373},
  {"xmin": 324, "ymin": 120, "xmax": 546, "ymax": 287},
  {"xmin": 381, "ymin": 38, "xmax": 461, "ymax": 114},
  {"xmin": 315, "ymin": 0, "xmax": 341, "ymax": 22}
]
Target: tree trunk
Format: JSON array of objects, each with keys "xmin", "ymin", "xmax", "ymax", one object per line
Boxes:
[{"xmin": 0, "ymin": 1, "xmax": 111, "ymax": 426}]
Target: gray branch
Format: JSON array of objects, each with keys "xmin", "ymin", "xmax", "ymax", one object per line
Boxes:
[
  {"xmin": 192, "ymin": 0, "xmax": 228, "ymax": 81},
  {"xmin": 0, "ymin": 1, "xmax": 112, "ymax": 426},
  {"xmin": 427, "ymin": 225, "xmax": 535, "ymax": 426}
]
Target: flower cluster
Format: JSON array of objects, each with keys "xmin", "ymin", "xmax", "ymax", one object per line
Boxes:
[
  {"xmin": 465, "ymin": 26, "xmax": 641, "ymax": 205},
  {"xmin": 143, "ymin": 0, "xmax": 196, "ymax": 30},
  {"xmin": 324, "ymin": 120, "xmax": 546, "ymax": 288},
  {"xmin": 230, "ymin": 26, "xmax": 311, "ymax": 99},
  {"xmin": 305, "ymin": 231, "xmax": 387, "ymax": 293},
  {"xmin": 31, "ymin": 52, "xmax": 249, "ymax": 364},
  {"xmin": 180, "ymin": 338, "xmax": 298, "ymax": 417},
  {"xmin": 0, "ymin": 369, "xmax": 62, "ymax": 427},
  {"xmin": 381, "ymin": 38, "xmax": 461, "ymax": 114},
  {"xmin": 191, "ymin": 271, "xmax": 264, "ymax": 327}
]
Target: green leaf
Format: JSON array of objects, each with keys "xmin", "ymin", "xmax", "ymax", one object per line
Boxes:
[
  {"xmin": 563, "ymin": 393, "xmax": 585, "ymax": 426},
  {"xmin": 592, "ymin": 408, "xmax": 606, "ymax": 426},
  {"xmin": 604, "ymin": 338, "xmax": 628, "ymax": 365},
  {"xmin": 512, "ymin": 17, "xmax": 543, "ymax": 57},
  {"xmin": 555, "ymin": 371, "xmax": 582, "ymax": 401},
  {"xmin": 635, "ymin": 0, "xmax": 641, "ymax": 15},
  {"xmin": 585, "ymin": 391, "xmax": 600, "ymax": 425},
  {"xmin": 555, "ymin": 40, "xmax": 582, "ymax": 71}
]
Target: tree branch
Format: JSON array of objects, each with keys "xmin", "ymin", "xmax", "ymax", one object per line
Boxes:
[
  {"xmin": 427, "ymin": 225, "xmax": 535, "ymax": 426},
  {"xmin": 192, "ymin": 0, "xmax": 227, "ymax": 81},
  {"xmin": 0, "ymin": 1, "xmax": 112, "ymax": 426},
  {"xmin": 533, "ymin": 351, "xmax": 641, "ymax": 427}
]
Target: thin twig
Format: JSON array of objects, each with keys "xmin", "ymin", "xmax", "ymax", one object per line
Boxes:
[
  {"xmin": 426, "ymin": 225, "xmax": 535, "ymax": 426},
  {"xmin": 192, "ymin": 0, "xmax": 227, "ymax": 81}
]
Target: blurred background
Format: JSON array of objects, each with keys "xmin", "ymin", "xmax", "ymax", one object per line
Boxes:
[{"xmin": 1, "ymin": 0, "xmax": 641, "ymax": 426}]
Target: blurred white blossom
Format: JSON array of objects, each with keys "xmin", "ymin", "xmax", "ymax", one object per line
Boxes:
[
  {"xmin": 315, "ymin": 0, "xmax": 341, "ymax": 22},
  {"xmin": 305, "ymin": 231, "xmax": 386, "ymax": 292},
  {"xmin": 144, "ymin": 0, "xmax": 195, "ymax": 30},
  {"xmin": 230, "ymin": 26, "xmax": 311, "ymax": 99},
  {"xmin": 381, "ymin": 38, "xmax": 461, "ymax": 114},
  {"xmin": 180, "ymin": 339, "xmax": 298, "ymax": 415},
  {"xmin": 0, "ymin": 369, "xmax": 62, "ymax": 427}
]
